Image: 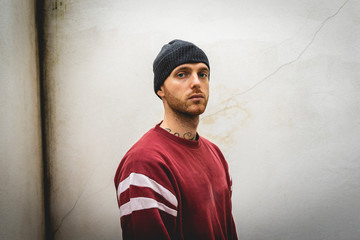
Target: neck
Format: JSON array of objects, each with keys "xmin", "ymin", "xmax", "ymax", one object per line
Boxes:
[{"xmin": 160, "ymin": 110, "xmax": 200, "ymax": 141}]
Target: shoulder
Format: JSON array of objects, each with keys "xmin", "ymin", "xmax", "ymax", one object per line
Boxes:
[
  {"xmin": 199, "ymin": 135, "xmax": 230, "ymax": 170},
  {"xmin": 114, "ymin": 127, "xmax": 171, "ymax": 184},
  {"xmin": 125, "ymin": 128, "xmax": 168, "ymax": 162},
  {"xmin": 200, "ymin": 136, "xmax": 224, "ymax": 156}
]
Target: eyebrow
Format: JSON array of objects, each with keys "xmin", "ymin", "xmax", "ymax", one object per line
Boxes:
[
  {"xmin": 175, "ymin": 66, "xmax": 210, "ymax": 72},
  {"xmin": 199, "ymin": 67, "xmax": 210, "ymax": 72}
]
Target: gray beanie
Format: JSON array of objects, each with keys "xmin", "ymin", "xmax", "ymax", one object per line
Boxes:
[{"xmin": 153, "ymin": 39, "xmax": 210, "ymax": 98}]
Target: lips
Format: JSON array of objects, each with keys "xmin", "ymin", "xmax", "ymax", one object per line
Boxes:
[{"xmin": 189, "ymin": 94, "xmax": 204, "ymax": 101}]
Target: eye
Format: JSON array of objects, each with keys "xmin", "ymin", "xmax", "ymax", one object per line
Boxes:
[
  {"xmin": 199, "ymin": 73, "xmax": 208, "ymax": 78},
  {"xmin": 177, "ymin": 72, "xmax": 186, "ymax": 78}
]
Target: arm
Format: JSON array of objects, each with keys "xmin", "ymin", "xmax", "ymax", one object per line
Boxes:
[{"xmin": 115, "ymin": 155, "xmax": 178, "ymax": 240}]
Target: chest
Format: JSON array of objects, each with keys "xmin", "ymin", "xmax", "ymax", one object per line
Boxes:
[{"xmin": 165, "ymin": 146, "xmax": 229, "ymax": 210}]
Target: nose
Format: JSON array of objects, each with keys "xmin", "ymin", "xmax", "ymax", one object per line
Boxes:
[{"xmin": 190, "ymin": 72, "xmax": 201, "ymax": 89}]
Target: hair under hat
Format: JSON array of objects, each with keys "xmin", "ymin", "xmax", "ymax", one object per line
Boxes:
[{"xmin": 153, "ymin": 39, "xmax": 210, "ymax": 98}]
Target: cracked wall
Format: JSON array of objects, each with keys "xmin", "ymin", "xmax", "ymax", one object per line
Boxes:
[{"xmin": 41, "ymin": 0, "xmax": 360, "ymax": 239}]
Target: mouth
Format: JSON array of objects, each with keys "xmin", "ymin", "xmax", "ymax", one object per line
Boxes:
[{"xmin": 189, "ymin": 94, "xmax": 204, "ymax": 101}]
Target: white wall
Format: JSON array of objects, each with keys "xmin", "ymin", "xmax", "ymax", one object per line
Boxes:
[
  {"xmin": 0, "ymin": 1, "xmax": 44, "ymax": 239},
  {"xmin": 43, "ymin": 0, "xmax": 360, "ymax": 239}
]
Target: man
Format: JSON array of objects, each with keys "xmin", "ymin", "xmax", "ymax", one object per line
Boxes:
[{"xmin": 114, "ymin": 39, "xmax": 238, "ymax": 239}]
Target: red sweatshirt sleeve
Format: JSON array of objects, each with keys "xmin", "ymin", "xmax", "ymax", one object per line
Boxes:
[{"xmin": 114, "ymin": 152, "xmax": 178, "ymax": 240}]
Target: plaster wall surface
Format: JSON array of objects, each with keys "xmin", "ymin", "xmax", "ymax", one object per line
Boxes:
[
  {"xmin": 0, "ymin": 0, "xmax": 44, "ymax": 239},
  {"xmin": 43, "ymin": 0, "xmax": 360, "ymax": 239}
]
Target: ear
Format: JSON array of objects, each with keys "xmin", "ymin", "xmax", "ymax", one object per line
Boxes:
[{"xmin": 157, "ymin": 86, "xmax": 165, "ymax": 98}]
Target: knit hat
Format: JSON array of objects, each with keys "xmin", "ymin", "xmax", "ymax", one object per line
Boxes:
[{"xmin": 153, "ymin": 39, "xmax": 210, "ymax": 98}]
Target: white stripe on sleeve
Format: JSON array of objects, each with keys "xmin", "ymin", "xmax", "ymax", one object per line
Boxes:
[
  {"xmin": 118, "ymin": 172, "xmax": 178, "ymax": 207},
  {"xmin": 119, "ymin": 197, "xmax": 177, "ymax": 218}
]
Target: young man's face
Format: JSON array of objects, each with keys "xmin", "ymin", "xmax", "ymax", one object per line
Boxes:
[{"xmin": 157, "ymin": 62, "xmax": 210, "ymax": 117}]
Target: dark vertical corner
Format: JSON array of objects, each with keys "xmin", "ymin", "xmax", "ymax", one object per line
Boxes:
[{"xmin": 35, "ymin": 0, "xmax": 52, "ymax": 239}]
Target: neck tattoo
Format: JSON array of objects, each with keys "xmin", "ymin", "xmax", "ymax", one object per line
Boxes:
[{"xmin": 165, "ymin": 128, "xmax": 196, "ymax": 141}]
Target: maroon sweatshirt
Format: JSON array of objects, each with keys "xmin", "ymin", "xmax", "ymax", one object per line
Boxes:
[{"xmin": 114, "ymin": 123, "xmax": 238, "ymax": 240}]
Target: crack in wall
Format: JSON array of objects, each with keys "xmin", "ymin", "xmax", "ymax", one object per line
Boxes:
[
  {"xmin": 52, "ymin": 184, "xmax": 86, "ymax": 238},
  {"xmin": 51, "ymin": 166, "xmax": 102, "ymax": 238},
  {"xmin": 202, "ymin": 0, "xmax": 350, "ymax": 121},
  {"xmin": 52, "ymin": 181, "xmax": 112, "ymax": 237}
]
